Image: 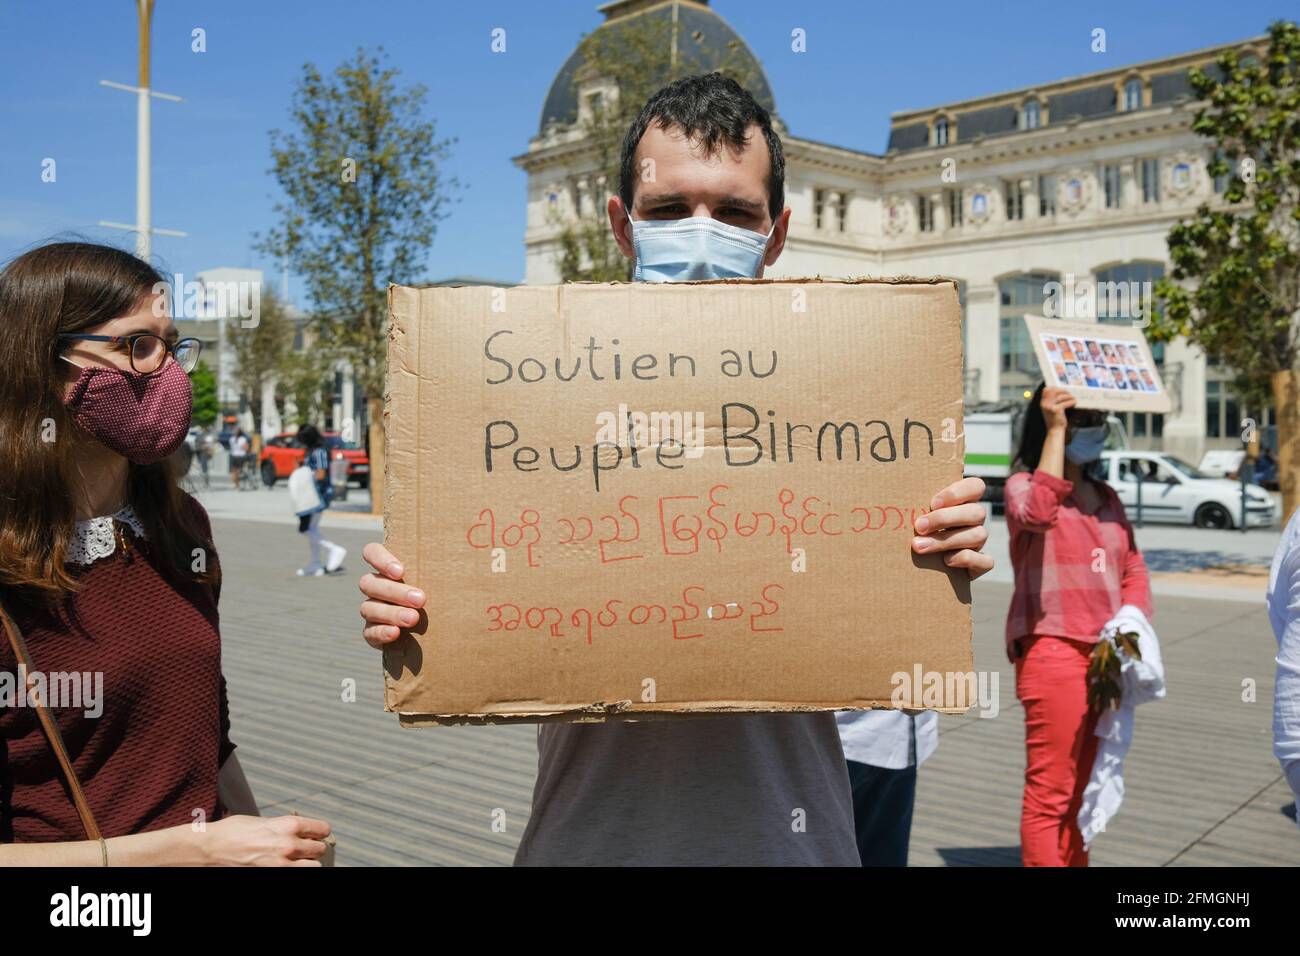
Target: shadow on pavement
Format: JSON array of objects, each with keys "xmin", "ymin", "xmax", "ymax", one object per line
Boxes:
[
  {"xmin": 935, "ymin": 846, "xmax": 1022, "ymax": 867},
  {"xmin": 1141, "ymin": 548, "xmax": 1269, "ymax": 574}
]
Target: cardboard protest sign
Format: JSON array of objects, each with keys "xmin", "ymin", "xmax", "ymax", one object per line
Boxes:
[
  {"xmin": 383, "ymin": 279, "xmax": 973, "ymax": 725},
  {"xmin": 1024, "ymin": 314, "xmax": 1172, "ymax": 413}
]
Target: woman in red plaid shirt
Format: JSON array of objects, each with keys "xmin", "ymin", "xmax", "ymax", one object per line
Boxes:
[{"xmin": 1005, "ymin": 384, "xmax": 1152, "ymax": 866}]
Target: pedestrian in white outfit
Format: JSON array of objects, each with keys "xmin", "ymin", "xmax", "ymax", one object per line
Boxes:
[
  {"xmin": 290, "ymin": 424, "xmax": 346, "ymax": 577},
  {"xmin": 1267, "ymin": 507, "xmax": 1300, "ymax": 828},
  {"xmin": 835, "ymin": 709, "xmax": 939, "ymax": 865}
]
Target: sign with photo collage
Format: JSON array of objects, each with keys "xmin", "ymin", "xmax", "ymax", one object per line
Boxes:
[{"xmin": 1022, "ymin": 315, "xmax": 1172, "ymax": 413}]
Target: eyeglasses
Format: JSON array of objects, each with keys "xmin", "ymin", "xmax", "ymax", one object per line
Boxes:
[{"xmin": 57, "ymin": 333, "xmax": 202, "ymax": 374}]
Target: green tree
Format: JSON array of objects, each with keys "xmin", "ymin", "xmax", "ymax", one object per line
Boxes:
[
  {"xmin": 188, "ymin": 359, "xmax": 219, "ymax": 427},
  {"xmin": 275, "ymin": 346, "xmax": 337, "ymax": 431},
  {"xmin": 1150, "ymin": 20, "xmax": 1300, "ymax": 521},
  {"xmin": 553, "ymin": 16, "xmax": 762, "ymax": 281},
  {"xmin": 227, "ymin": 285, "xmax": 294, "ymax": 437},
  {"xmin": 258, "ymin": 47, "xmax": 457, "ymax": 510}
]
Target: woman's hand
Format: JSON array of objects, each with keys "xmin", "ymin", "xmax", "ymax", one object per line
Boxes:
[
  {"xmin": 1038, "ymin": 387, "xmax": 1076, "ymax": 479},
  {"xmin": 359, "ymin": 542, "xmax": 425, "ymax": 648},
  {"xmin": 200, "ymin": 814, "xmax": 331, "ymax": 866},
  {"xmin": 1041, "ymin": 386, "xmax": 1076, "ymax": 433},
  {"xmin": 912, "ymin": 476, "xmax": 994, "ymax": 580}
]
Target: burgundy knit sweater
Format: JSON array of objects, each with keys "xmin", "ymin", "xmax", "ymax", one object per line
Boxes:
[{"xmin": 0, "ymin": 497, "xmax": 233, "ymax": 842}]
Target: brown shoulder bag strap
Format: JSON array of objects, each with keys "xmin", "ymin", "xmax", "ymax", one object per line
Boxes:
[{"xmin": 0, "ymin": 593, "xmax": 102, "ymax": 841}]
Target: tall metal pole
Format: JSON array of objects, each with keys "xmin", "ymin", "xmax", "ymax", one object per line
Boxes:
[
  {"xmin": 1135, "ymin": 469, "xmax": 1144, "ymax": 528},
  {"xmin": 99, "ymin": 0, "xmax": 184, "ymax": 257},
  {"xmin": 136, "ymin": 0, "xmax": 153, "ymax": 260}
]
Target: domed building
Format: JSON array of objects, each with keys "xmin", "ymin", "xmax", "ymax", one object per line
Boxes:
[
  {"xmin": 516, "ymin": 0, "xmax": 792, "ymax": 289},
  {"xmin": 515, "ymin": 2, "xmax": 1274, "ymax": 468},
  {"xmin": 536, "ymin": 0, "xmax": 776, "ymax": 137}
]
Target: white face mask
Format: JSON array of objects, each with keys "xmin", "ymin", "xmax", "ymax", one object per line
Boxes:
[
  {"xmin": 631, "ymin": 215, "xmax": 775, "ymax": 283},
  {"xmin": 1065, "ymin": 425, "xmax": 1106, "ymax": 464}
]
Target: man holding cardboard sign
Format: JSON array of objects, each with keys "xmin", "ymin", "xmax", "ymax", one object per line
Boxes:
[{"xmin": 358, "ymin": 74, "xmax": 992, "ymax": 866}]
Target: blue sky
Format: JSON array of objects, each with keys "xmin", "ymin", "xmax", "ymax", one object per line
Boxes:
[{"xmin": 1, "ymin": 0, "xmax": 1291, "ymax": 299}]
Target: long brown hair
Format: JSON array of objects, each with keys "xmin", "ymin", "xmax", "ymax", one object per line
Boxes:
[{"xmin": 0, "ymin": 241, "xmax": 215, "ymax": 595}]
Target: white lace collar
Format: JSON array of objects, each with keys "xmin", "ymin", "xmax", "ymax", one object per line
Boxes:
[{"xmin": 68, "ymin": 505, "xmax": 147, "ymax": 566}]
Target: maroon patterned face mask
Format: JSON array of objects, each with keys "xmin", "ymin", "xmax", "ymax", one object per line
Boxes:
[{"xmin": 62, "ymin": 359, "xmax": 193, "ymax": 465}]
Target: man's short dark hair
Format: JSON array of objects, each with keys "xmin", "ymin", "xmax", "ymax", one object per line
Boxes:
[{"xmin": 619, "ymin": 72, "xmax": 785, "ymax": 221}]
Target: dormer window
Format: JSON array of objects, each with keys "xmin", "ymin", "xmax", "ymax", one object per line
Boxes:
[
  {"xmin": 1123, "ymin": 77, "xmax": 1143, "ymax": 111},
  {"xmin": 929, "ymin": 112, "xmax": 956, "ymax": 148},
  {"xmin": 1013, "ymin": 96, "xmax": 1045, "ymax": 130},
  {"xmin": 576, "ymin": 81, "xmax": 616, "ymax": 125}
]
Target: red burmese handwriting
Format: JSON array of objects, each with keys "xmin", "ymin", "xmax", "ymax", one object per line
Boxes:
[
  {"xmin": 485, "ymin": 582, "xmax": 785, "ymax": 645},
  {"xmin": 466, "ymin": 484, "xmax": 929, "ymax": 566}
]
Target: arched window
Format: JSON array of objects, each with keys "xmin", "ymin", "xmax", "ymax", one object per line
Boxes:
[
  {"xmin": 998, "ymin": 272, "xmax": 1059, "ymax": 396},
  {"xmin": 1094, "ymin": 262, "xmax": 1164, "ymax": 335},
  {"xmin": 1094, "ymin": 263, "xmax": 1167, "ymax": 444}
]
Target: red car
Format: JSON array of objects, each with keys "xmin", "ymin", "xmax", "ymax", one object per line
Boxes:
[{"xmin": 259, "ymin": 432, "xmax": 370, "ymax": 488}]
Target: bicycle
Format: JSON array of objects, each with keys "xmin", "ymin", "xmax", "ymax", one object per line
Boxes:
[{"xmin": 238, "ymin": 453, "xmax": 259, "ymax": 490}]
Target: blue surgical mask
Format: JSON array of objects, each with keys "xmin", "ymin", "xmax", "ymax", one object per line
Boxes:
[
  {"xmin": 1064, "ymin": 425, "xmax": 1106, "ymax": 464},
  {"xmin": 631, "ymin": 215, "xmax": 774, "ymax": 283}
]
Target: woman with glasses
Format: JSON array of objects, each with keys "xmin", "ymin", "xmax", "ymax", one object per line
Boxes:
[
  {"xmin": 1005, "ymin": 384, "xmax": 1152, "ymax": 866},
  {"xmin": 0, "ymin": 241, "xmax": 330, "ymax": 865}
]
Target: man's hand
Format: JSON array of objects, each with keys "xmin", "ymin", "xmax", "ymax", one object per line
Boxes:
[
  {"xmin": 911, "ymin": 476, "xmax": 993, "ymax": 580},
  {"xmin": 358, "ymin": 542, "xmax": 425, "ymax": 648}
]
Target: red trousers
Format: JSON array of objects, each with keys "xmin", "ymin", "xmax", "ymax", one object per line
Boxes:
[{"xmin": 1015, "ymin": 635, "xmax": 1100, "ymax": 867}]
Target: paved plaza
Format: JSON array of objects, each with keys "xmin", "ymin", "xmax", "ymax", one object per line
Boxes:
[{"xmin": 195, "ymin": 474, "xmax": 1298, "ymax": 866}]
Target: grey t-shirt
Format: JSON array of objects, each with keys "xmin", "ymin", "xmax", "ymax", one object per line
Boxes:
[{"xmin": 514, "ymin": 713, "xmax": 859, "ymax": 866}]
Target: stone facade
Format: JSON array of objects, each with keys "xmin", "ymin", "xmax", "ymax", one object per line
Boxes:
[{"xmin": 516, "ymin": 1, "xmax": 1270, "ymax": 464}]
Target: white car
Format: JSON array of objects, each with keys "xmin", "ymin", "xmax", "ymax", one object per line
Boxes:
[{"xmin": 1100, "ymin": 450, "xmax": 1279, "ymax": 529}]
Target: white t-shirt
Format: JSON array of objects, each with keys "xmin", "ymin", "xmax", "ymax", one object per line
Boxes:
[
  {"xmin": 1266, "ymin": 507, "xmax": 1300, "ymax": 824},
  {"xmin": 230, "ymin": 435, "xmax": 250, "ymax": 457},
  {"xmin": 835, "ymin": 709, "xmax": 938, "ymax": 770}
]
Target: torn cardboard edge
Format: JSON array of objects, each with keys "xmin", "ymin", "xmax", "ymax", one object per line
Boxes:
[
  {"xmin": 396, "ymin": 701, "xmax": 970, "ymax": 728},
  {"xmin": 392, "ymin": 275, "xmax": 963, "ymax": 290}
]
